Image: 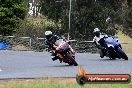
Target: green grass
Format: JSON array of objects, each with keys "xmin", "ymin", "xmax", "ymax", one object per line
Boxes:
[
  {"xmin": 0, "ymin": 79, "xmax": 131, "ymax": 88},
  {"xmin": 116, "ymin": 31, "xmax": 132, "ymax": 54},
  {"xmin": 122, "ymin": 44, "xmax": 132, "ymax": 54}
]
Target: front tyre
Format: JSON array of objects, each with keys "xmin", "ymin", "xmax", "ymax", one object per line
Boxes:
[
  {"xmin": 68, "ymin": 62, "xmax": 73, "ymax": 66},
  {"xmin": 117, "ymin": 48, "xmax": 128, "ymax": 60},
  {"xmin": 66, "ymin": 53, "xmax": 78, "ymax": 66}
]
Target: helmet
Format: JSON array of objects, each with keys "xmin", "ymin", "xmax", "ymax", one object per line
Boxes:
[
  {"xmin": 93, "ymin": 28, "xmax": 100, "ymax": 37},
  {"xmin": 45, "ymin": 31, "xmax": 53, "ymax": 40},
  {"xmin": 93, "ymin": 28, "xmax": 100, "ymax": 33},
  {"xmin": 45, "ymin": 31, "xmax": 52, "ymax": 36}
]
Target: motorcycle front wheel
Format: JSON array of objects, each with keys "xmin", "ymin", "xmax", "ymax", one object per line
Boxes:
[
  {"xmin": 117, "ymin": 48, "xmax": 128, "ymax": 60},
  {"xmin": 66, "ymin": 53, "xmax": 78, "ymax": 66}
]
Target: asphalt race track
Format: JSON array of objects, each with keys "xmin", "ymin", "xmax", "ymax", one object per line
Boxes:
[{"xmin": 0, "ymin": 50, "xmax": 132, "ymax": 79}]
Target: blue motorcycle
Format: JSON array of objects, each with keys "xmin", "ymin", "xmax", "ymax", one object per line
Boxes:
[{"xmin": 99, "ymin": 37, "xmax": 128, "ymax": 60}]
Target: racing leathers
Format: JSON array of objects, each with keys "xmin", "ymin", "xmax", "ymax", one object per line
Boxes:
[
  {"xmin": 93, "ymin": 33, "xmax": 108, "ymax": 58},
  {"xmin": 45, "ymin": 35, "xmax": 63, "ymax": 62}
]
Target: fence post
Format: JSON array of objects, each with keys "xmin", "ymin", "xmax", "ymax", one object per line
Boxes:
[{"xmin": 29, "ymin": 38, "xmax": 32, "ymax": 47}]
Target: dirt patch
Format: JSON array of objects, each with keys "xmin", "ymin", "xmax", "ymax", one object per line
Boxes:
[
  {"xmin": 0, "ymin": 78, "xmax": 76, "ymax": 84},
  {"xmin": 115, "ymin": 31, "xmax": 132, "ymax": 54},
  {"xmin": 12, "ymin": 44, "xmax": 32, "ymax": 51}
]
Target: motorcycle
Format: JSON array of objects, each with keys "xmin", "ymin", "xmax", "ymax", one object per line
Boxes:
[
  {"xmin": 52, "ymin": 39, "xmax": 78, "ymax": 66},
  {"xmin": 99, "ymin": 37, "xmax": 128, "ymax": 60}
]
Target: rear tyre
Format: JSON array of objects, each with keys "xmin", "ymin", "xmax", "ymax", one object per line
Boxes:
[
  {"xmin": 66, "ymin": 53, "xmax": 78, "ymax": 66},
  {"xmin": 117, "ymin": 48, "xmax": 128, "ymax": 60},
  {"xmin": 68, "ymin": 62, "xmax": 73, "ymax": 66},
  {"xmin": 110, "ymin": 57, "xmax": 116, "ymax": 60}
]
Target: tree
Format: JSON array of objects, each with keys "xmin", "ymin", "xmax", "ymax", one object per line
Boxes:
[
  {"xmin": 40, "ymin": 0, "xmax": 132, "ymax": 40},
  {"xmin": 0, "ymin": 0, "xmax": 27, "ymax": 36},
  {"xmin": 40, "ymin": 0, "xmax": 63, "ymax": 22}
]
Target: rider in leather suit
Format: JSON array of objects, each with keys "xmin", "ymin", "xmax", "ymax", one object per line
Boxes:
[{"xmin": 45, "ymin": 31, "xmax": 62, "ymax": 62}]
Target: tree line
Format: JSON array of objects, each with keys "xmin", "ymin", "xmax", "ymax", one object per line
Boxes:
[
  {"xmin": 0, "ymin": 0, "xmax": 27, "ymax": 36},
  {"xmin": 40, "ymin": 0, "xmax": 132, "ymax": 40},
  {"xmin": 0, "ymin": 0, "xmax": 132, "ymax": 40}
]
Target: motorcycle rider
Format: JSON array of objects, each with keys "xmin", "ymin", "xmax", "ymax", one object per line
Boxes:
[
  {"xmin": 93, "ymin": 28, "xmax": 108, "ymax": 58},
  {"xmin": 45, "ymin": 31, "xmax": 62, "ymax": 62}
]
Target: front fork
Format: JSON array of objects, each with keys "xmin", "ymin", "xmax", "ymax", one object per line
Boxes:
[
  {"xmin": 107, "ymin": 46, "xmax": 121, "ymax": 58},
  {"xmin": 69, "ymin": 45, "xmax": 75, "ymax": 57}
]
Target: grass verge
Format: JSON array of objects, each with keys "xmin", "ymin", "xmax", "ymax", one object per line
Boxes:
[
  {"xmin": 0, "ymin": 78, "xmax": 131, "ymax": 88},
  {"xmin": 115, "ymin": 31, "xmax": 132, "ymax": 54}
]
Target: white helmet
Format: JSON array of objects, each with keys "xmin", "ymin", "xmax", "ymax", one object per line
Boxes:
[
  {"xmin": 93, "ymin": 28, "xmax": 100, "ymax": 33},
  {"xmin": 45, "ymin": 31, "xmax": 52, "ymax": 36}
]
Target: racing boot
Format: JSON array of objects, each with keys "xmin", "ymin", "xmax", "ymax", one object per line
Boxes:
[
  {"xmin": 59, "ymin": 58, "xmax": 62, "ymax": 63},
  {"xmin": 51, "ymin": 51, "xmax": 58, "ymax": 61},
  {"xmin": 52, "ymin": 56, "xmax": 58, "ymax": 61},
  {"xmin": 100, "ymin": 54, "xmax": 104, "ymax": 58},
  {"xmin": 100, "ymin": 49, "xmax": 104, "ymax": 58},
  {"xmin": 52, "ymin": 56, "xmax": 62, "ymax": 62},
  {"xmin": 50, "ymin": 51, "xmax": 55, "ymax": 56}
]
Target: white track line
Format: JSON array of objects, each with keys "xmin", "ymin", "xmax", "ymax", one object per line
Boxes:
[{"xmin": 0, "ymin": 68, "xmax": 2, "ymax": 72}]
